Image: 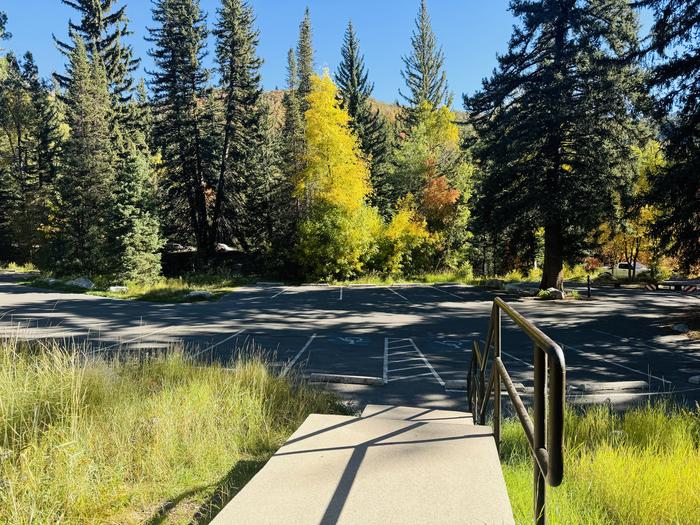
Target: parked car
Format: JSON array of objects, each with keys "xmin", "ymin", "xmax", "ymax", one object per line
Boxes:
[{"xmin": 603, "ymin": 262, "xmax": 650, "ymax": 279}]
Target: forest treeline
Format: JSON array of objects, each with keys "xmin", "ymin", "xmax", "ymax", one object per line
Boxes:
[{"xmin": 0, "ymin": 0, "xmax": 698, "ymax": 290}]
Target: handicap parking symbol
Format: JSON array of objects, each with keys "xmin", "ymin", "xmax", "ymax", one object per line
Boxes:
[{"xmin": 336, "ymin": 336, "xmax": 365, "ymax": 345}]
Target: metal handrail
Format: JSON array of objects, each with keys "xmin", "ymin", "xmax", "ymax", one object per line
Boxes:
[{"xmin": 468, "ymin": 297, "xmax": 566, "ymax": 525}]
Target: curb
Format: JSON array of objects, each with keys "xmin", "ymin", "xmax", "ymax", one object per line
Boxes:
[
  {"xmin": 309, "ymin": 373, "xmax": 384, "ymax": 386},
  {"xmin": 573, "ymin": 380, "xmax": 648, "ymax": 393}
]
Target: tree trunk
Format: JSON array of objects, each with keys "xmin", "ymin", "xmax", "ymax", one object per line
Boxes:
[{"xmin": 540, "ymin": 222, "xmax": 564, "ymax": 290}]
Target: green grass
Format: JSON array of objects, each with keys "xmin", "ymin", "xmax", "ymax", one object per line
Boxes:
[
  {"xmin": 334, "ymin": 264, "xmax": 601, "ymax": 288},
  {"xmin": 0, "ymin": 261, "xmax": 38, "ymax": 273},
  {"xmin": 26, "ymin": 273, "xmax": 254, "ymax": 303},
  {"xmin": 502, "ymin": 404, "xmax": 700, "ymax": 524},
  {"xmin": 0, "ymin": 338, "xmax": 349, "ymax": 524}
]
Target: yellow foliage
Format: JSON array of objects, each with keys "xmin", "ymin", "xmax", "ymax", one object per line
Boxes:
[
  {"xmin": 296, "ymin": 71, "xmax": 371, "ymax": 211},
  {"xmin": 379, "ymin": 195, "xmax": 431, "ymax": 276},
  {"xmin": 385, "ymin": 195, "xmax": 429, "ymax": 244},
  {"xmin": 413, "ymin": 101, "xmax": 460, "ymax": 147}
]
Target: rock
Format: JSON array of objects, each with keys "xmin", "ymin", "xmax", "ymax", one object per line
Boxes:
[
  {"xmin": 483, "ymin": 279, "xmax": 505, "ymax": 289},
  {"xmin": 689, "ymin": 376, "xmax": 700, "ymax": 385},
  {"xmin": 672, "ymin": 324, "xmax": 690, "ymax": 334},
  {"xmin": 215, "ymin": 243, "xmax": 235, "ymax": 253},
  {"xmin": 109, "ymin": 286, "xmax": 128, "ymax": 293},
  {"xmin": 65, "ymin": 277, "xmax": 95, "ymax": 290},
  {"xmin": 184, "ymin": 290, "xmax": 214, "ymax": 301},
  {"xmin": 505, "ymin": 283, "xmax": 535, "ymax": 297},
  {"xmin": 546, "ymin": 288, "xmax": 566, "ymax": 300}
]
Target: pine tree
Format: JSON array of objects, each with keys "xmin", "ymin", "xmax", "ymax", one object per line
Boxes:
[
  {"xmin": 399, "ymin": 0, "xmax": 449, "ymax": 122},
  {"xmin": 24, "ymin": 55, "xmax": 63, "ymax": 188},
  {"xmin": 641, "ymin": 0, "xmax": 700, "ymax": 271},
  {"xmin": 55, "ymin": 39, "xmax": 115, "ymax": 275},
  {"xmin": 296, "ymin": 8, "xmax": 314, "ymax": 112},
  {"xmin": 148, "ymin": 0, "xmax": 211, "ymax": 253},
  {"xmin": 0, "ymin": 11, "xmax": 9, "ymax": 49},
  {"xmin": 210, "ymin": 0, "xmax": 264, "ymax": 252},
  {"xmin": 335, "ymin": 21, "xmax": 388, "ymax": 170},
  {"xmin": 466, "ymin": 0, "xmax": 644, "ymax": 290},
  {"xmin": 110, "ymin": 136, "xmax": 163, "ymax": 283},
  {"xmin": 54, "ymin": 0, "xmax": 138, "ymax": 105},
  {"xmin": 241, "ymin": 103, "xmax": 289, "ymax": 257},
  {"xmin": 282, "ymin": 49, "xmax": 306, "ymax": 183},
  {"xmin": 0, "ymin": 52, "xmax": 63, "ymax": 262}
]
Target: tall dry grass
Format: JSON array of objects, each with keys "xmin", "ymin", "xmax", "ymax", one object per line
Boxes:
[
  {"xmin": 502, "ymin": 403, "xmax": 700, "ymax": 524},
  {"xmin": 0, "ymin": 339, "xmax": 348, "ymax": 524}
]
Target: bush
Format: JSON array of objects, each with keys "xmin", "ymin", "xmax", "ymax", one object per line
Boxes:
[
  {"xmin": 374, "ymin": 195, "xmax": 430, "ymax": 276},
  {"xmin": 297, "ymin": 203, "xmax": 382, "ymax": 281}
]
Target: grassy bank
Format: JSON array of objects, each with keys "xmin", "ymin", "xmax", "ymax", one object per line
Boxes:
[
  {"xmin": 25, "ymin": 273, "xmax": 254, "ymax": 303},
  {"xmin": 332, "ymin": 265, "xmax": 603, "ymax": 287},
  {"xmin": 0, "ymin": 339, "xmax": 349, "ymax": 524},
  {"xmin": 502, "ymin": 404, "xmax": 700, "ymax": 524}
]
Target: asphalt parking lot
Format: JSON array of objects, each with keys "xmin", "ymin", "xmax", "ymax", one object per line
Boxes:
[{"xmin": 1, "ymin": 272, "xmax": 699, "ymax": 410}]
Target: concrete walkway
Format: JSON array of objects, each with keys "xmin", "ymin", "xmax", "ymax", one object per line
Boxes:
[{"xmin": 212, "ymin": 405, "xmax": 514, "ymax": 524}]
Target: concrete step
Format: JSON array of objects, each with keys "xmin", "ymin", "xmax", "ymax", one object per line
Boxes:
[
  {"xmin": 361, "ymin": 404, "xmax": 474, "ymax": 425},
  {"xmin": 212, "ymin": 412, "xmax": 514, "ymax": 525}
]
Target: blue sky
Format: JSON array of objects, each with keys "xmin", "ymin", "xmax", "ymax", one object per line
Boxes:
[{"xmin": 3, "ymin": 1, "xmax": 651, "ymax": 104}]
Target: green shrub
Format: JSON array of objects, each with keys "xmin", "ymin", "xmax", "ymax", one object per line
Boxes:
[
  {"xmin": 503, "ymin": 269, "xmax": 525, "ymax": 282},
  {"xmin": 297, "ymin": 203, "xmax": 382, "ymax": 281},
  {"xmin": 374, "ymin": 195, "xmax": 431, "ymax": 276},
  {"xmin": 526, "ymin": 266, "xmax": 543, "ymax": 283},
  {"xmin": 563, "ymin": 263, "xmax": 592, "ymax": 282}
]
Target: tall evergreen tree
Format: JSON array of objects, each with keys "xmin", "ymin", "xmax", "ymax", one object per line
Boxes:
[
  {"xmin": 148, "ymin": 0, "xmax": 211, "ymax": 253},
  {"xmin": 335, "ymin": 21, "xmax": 388, "ymax": 170},
  {"xmin": 641, "ymin": 0, "xmax": 700, "ymax": 271},
  {"xmin": 54, "ymin": 39, "xmax": 115, "ymax": 274},
  {"xmin": 466, "ymin": 0, "xmax": 644, "ymax": 290},
  {"xmin": 399, "ymin": 0, "xmax": 449, "ymax": 122},
  {"xmin": 55, "ymin": 0, "xmax": 138, "ymax": 105},
  {"xmin": 110, "ymin": 135, "xmax": 163, "ymax": 283},
  {"xmin": 241, "ymin": 102, "xmax": 289, "ymax": 258},
  {"xmin": 296, "ymin": 8, "xmax": 314, "ymax": 112},
  {"xmin": 282, "ymin": 49, "xmax": 306, "ymax": 181},
  {"xmin": 0, "ymin": 53, "xmax": 63, "ymax": 262},
  {"xmin": 210, "ymin": 0, "xmax": 264, "ymax": 252},
  {"xmin": 0, "ymin": 11, "xmax": 9, "ymax": 49}
]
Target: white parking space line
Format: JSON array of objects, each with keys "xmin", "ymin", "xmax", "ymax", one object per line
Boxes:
[
  {"xmin": 409, "ymin": 338, "xmax": 445, "ymax": 386},
  {"xmin": 387, "ymin": 372, "xmax": 435, "ymax": 382},
  {"xmin": 389, "ymin": 365, "xmax": 429, "ymax": 374},
  {"xmin": 384, "ymin": 286, "xmax": 411, "ymax": 303},
  {"xmin": 339, "ymin": 286, "xmax": 343, "ymax": 301},
  {"xmin": 192, "ymin": 329, "xmax": 246, "ymax": 358},
  {"xmin": 563, "ymin": 342, "xmax": 672, "ymax": 385},
  {"xmin": 281, "ymin": 333, "xmax": 317, "ymax": 377},
  {"xmin": 383, "ymin": 337, "xmax": 389, "ymax": 384},
  {"xmin": 430, "ymin": 285, "xmax": 465, "ymax": 300},
  {"xmin": 391, "ymin": 356, "xmax": 426, "ymax": 364},
  {"xmin": 97, "ymin": 325, "xmax": 173, "ymax": 352},
  {"xmin": 590, "ymin": 328, "xmax": 695, "ymax": 352},
  {"xmin": 384, "ymin": 337, "xmax": 445, "ymax": 386},
  {"xmin": 271, "ymin": 287, "xmax": 289, "ymax": 299},
  {"xmin": 502, "ymin": 350, "xmax": 533, "ymax": 369}
]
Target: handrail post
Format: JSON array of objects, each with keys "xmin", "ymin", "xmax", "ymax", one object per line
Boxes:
[
  {"xmin": 493, "ymin": 307, "xmax": 502, "ymax": 451},
  {"xmin": 533, "ymin": 343, "xmax": 546, "ymax": 525}
]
